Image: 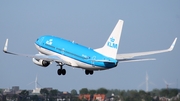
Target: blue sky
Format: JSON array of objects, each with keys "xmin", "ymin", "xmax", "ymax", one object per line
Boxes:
[{"xmin": 0, "ymin": 1, "xmax": 180, "ymax": 92}]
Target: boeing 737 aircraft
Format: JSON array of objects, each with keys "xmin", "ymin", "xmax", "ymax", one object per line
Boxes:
[{"xmin": 3, "ymin": 20, "xmax": 177, "ymax": 75}]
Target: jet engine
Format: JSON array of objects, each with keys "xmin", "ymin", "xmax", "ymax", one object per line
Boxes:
[{"xmin": 32, "ymin": 58, "xmax": 50, "ymax": 67}]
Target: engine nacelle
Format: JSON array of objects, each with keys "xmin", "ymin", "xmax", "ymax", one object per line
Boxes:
[{"xmin": 32, "ymin": 58, "xmax": 50, "ymax": 67}]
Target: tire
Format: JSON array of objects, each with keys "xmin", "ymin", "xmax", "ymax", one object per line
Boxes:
[
  {"xmin": 85, "ymin": 70, "xmax": 89, "ymax": 75},
  {"xmin": 62, "ymin": 69, "xmax": 66, "ymax": 75},
  {"xmin": 57, "ymin": 69, "xmax": 62, "ymax": 75},
  {"xmin": 90, "ymin": 71, "xmax": 93, "ymax": 75}
]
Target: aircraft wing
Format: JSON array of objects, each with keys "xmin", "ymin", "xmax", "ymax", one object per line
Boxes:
[
  {"xmin": 116, "ymin": 38, "xmax": 177, "ymax": 61},
  {"xmin": 3, "ymin": 39, "xmax": 63, "ymax": 63}
]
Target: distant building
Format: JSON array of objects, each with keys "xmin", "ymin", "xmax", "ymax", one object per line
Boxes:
[
  {"xmin": 3, "ymin": 88, "xmax": 10, "ymax": 94},
  {"xmin": 79, "ymin": 94, "xmax": 91, "ymax": 101},
  {"xmin": 12, "ymin": 86, "xmax": 19, "ymax": 92},
  {"xmin": 3, "ymin": 86, "xmax": 21, "ymax": 95},
  {"xmin": 32, "ymin": 88, "xmax": 41, "ymax": 94},
  {"xmin": 43, "ymin": 87, "xmax": 53, "ymax": 92},
  {"xmin": 79, "ymin": 94, "xmax": 106, "ymax": 101},
  {"xmin": 57, "ymin": 91, "xmax": 72, "ymax": 101},
  {"xmin": 177, "ymin": 93, "xmax": 180, "ymax": 98},
  {"xmin": 0, "ymin": 86, "xmax": 75, "ymax": 101},
  {"xmin": 93, "ymin": 94, "xmax": 106, "ymax": 101}
]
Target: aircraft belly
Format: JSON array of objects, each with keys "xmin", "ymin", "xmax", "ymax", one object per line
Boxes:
[{"xmin": 60, "ymin": 55, "xmax": 106, "ymax": 70}]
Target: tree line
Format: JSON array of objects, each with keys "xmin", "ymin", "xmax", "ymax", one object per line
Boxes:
[
  {"xmin": 0, "ymin": 87, "xmax": 180, "ymax": 101},
  {"xmin": 77, "ymin": 88, "xmax": 180, "ymax": 101}
]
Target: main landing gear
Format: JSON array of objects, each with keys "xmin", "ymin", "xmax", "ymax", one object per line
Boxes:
[
  {"xmin": 57, "ymin": 64, "xmax": 66, "ymax": 75},
  {"xmin": 57, "ymin": 62, "xmax": 94, "ymax": 76},
  {"xmin": 85, "ymin": 70, "xmax": 94, "ymax": 75}
]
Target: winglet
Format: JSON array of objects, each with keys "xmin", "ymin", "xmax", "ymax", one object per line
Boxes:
[
  {"xmin": 3, "ymin": 39, "xmax": 9, "ymax": 53},
  {"xmin": 169, "ymin": 37, "xmax": 177, "ymax": 51}
]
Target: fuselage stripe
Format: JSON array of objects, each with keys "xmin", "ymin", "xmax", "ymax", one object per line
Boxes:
[{"xmin": 36, "ymin": 43, "xmax": 108, "ymax": 68}]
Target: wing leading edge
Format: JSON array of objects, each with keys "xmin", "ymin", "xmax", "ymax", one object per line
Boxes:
[
  {"xmin": 116, "ymin": 38, "xmax": 177, "ymax": 61},
  {"xmin": 3, "ymin": 39, "xmax": 63, "ymax": 62}
]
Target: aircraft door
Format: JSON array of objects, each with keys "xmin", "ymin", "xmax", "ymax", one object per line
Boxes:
[
  {"xmin": 61, "ymin": 48, "xmax": 65, "ymax": 55},
  {"xmin": 91, "ymin": 56, "xmax": 96, "ymax": 66}
]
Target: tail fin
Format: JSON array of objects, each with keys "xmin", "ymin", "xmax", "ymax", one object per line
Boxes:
[{"xmin": 94, "ymin": 20, "xmax": 124, "ymax": 59}]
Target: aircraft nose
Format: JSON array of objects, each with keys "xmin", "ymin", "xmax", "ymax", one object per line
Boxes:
[{"xmin": 36, "ymin": 36, "xmax": 44, "ymax": 44}]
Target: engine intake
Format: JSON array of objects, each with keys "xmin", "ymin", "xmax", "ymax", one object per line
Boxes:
[{"xmin": 32, "ymin": 58, "xmax": 50, "ymax": 67}]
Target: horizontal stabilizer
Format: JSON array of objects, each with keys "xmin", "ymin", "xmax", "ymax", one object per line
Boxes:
[
  {"xmin": 119, "ymin": 58, "xmax": 156, "ymax": 63},
  {"xmin": 116, "ymin": 38, "xmax": 177, "ymax": 60}
]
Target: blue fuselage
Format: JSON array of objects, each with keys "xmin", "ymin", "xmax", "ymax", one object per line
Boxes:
[{"xmin": 35, "ymin": 35, "xmax": 118, "ymax": 69}]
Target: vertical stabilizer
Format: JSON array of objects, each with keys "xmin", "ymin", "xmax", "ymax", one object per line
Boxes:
[{"xmin": 94, "ymin": 20, "xmax": 124, "ymax": 59}]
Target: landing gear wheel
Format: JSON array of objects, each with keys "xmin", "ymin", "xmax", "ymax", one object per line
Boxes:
[
  {"xmin": 85, "ymin": 70, "xmax": 94, "ymax": 75},
  {"xmin": 57, "ymin": 64, "xmax": 66, "ymax": 76},
  {"xmin": 57, "ymin": 69, "xmax": 62, "ymax": 75},
  {"xmin": 90, "ymin": 71, "xmax": 93, "ymax": 75},
  {"xmin": 62, "ymin": 69, "xmax": 66, "ymax": 75},
  {"xmin": 85, "ymin": 70, "xmax": 89, "ymax": 75}
]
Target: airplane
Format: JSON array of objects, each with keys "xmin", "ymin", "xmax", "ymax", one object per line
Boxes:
[{"xmin": 3, "ymin": 20, "xmax": 177, "ymax": 76}]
